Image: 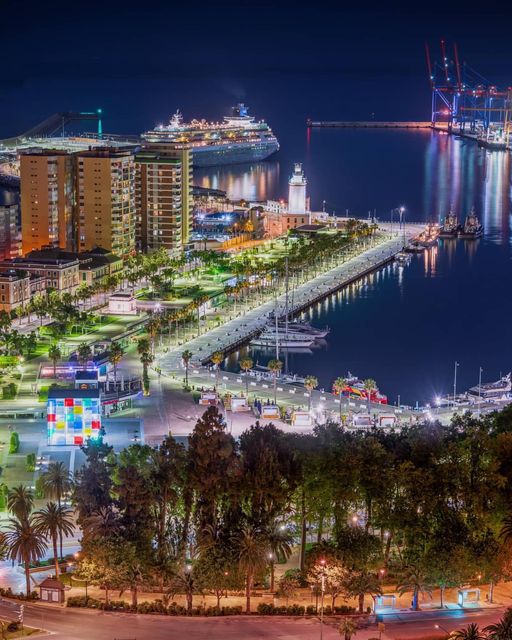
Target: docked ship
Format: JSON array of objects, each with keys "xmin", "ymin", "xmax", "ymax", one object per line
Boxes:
[
  {"xmin": 250, "ymin": 331, "xmax": 314, "ymax": 349},
  {"xmin": 439, "ymin": 211, "xmax": 460, "ymax": 238},
  {"xmin": 141, "ymin": 104, "xmax": 280, "ymax": 167},
  {"xmin": 269, "ymin": 319, "xmax": 330, "ymax": 339},
  {"xmin": 467, "ymin": 373, "xmax": 512, "ymax": 401},
  {"xmin": 459, "ymin": 209, "xmax": 483, "ymax": 239},
  {"xmin": 334, "ymin": 373, "xmax": 388, "ymax": 405}
]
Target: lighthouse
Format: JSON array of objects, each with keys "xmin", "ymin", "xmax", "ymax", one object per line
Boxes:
[{"xmin": 288, "ymin": 163, "xmax": 308, "ymax": 217}]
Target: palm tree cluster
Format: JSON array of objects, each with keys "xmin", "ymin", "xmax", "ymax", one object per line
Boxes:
[
  {"xmin": 451, "ymin": 610, "xmax": 512, "ymax": 640},
  {"xmin": 3, "ymin": 462, "xmax": 75, "ymax": 596}
]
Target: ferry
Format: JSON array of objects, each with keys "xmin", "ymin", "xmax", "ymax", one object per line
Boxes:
[
  {"xmin": 467, "ymin": 373, "xmax": 512, "ymax": 401},
  {"xmin": 459, "ymin": 209, "xmax": 483, "ymax": 239},
  {"xmin": 334, "ymin": 373, "xmax": 388, "ymax": 405},
  {"xmin": 141, "ymin": 104, "xmax": 280, "ymax": 167},
  {"xmin": 439, "ymin": 211, "xmax": 460, "ymax": 238}
]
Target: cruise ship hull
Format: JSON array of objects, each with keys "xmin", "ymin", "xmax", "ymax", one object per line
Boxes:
[{"xmin": 191, "ymin": 140, "xmax": 279, "ymax": 167}]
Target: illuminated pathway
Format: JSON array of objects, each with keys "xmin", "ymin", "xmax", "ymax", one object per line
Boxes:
[{"xmin": 156, "ymin": 227, "xmax": 422, "ymax": 375}]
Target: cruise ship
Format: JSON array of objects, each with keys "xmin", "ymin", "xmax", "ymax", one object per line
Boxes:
[{"xmin": 141, "ymin": 104, "xmax": 280, "ymax": 167}]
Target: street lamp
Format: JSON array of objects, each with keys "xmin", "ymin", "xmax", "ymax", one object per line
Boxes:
[
  {"xmin": 434, "ymin": 623, "xmax": 451, "ymax": 634},
  {"xmin": 319, "ymin": 559, "xmax": 326, "ymax": 640},
  {"xmin": 453, "ymin": 361, "xmax": 459, "ymax": 408}
]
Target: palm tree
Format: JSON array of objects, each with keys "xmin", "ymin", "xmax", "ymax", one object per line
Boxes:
[
  {"xmin": 234, "ymin": 524, "xmax": 269, "ymax": 614},
  {"xmin": 33, "ymin": 502, "xmax": 75, "ymax": 577},
  {"xmin": 108, "ymin": 342, "xmax": 124, "ymax": 384},
  {"xmin": 451, "ymin": 623, "xmax": 487, "ymax": 640},
  {"xmin": 397, "ymin": 565, "xmax": 432, "ymax": 611},
  {"xmin": 82, "ymin": 506, "xmax": 120, "ymax": 543},
  {"xmin": 363, "ymin": 378, "xmax": 377, "ymax": 415},
  {"xmin": 499, "ymin": 514, "xmax": 512, "ymax": 544},
  {"xmin": 146, "ymin": 315, "xmax": 161, "ymax": 353},
  {"xmin": 4, "ymin": 516, "xmax": 47, "ymax": 596},
  {"xmin": 333, "ymin": 377, "xmax": 347, "ymax": 422},
  {"xmin": 484, "ymin": 610, "xmax": 512, "ymax": 640},
  {"xmin": 210, "ymin": 351, "xmax": 224, "ymax": 389},
  {"xmin": 48, "ymin": 344, "xmax": 62, "ymax": 379},
  {"xmin": 182, "ymin": 350, "xmax": 193, "ymax": 387},
  {"xmin": 304, "ymin": 375, "xmax": 319, "ymax": 411},
  {"xmin": 343, "ymin": 570, "xmax": 382, "ymax": 613},
  {"xmin": 137, "ymin": 337, "xmax": 153, "ymax": 396},
  {"xmin": 239, "ymin": 356, "xmax": 254, "ymax": 396},
  {"xmin": 7, "ymin": 485, "xmax": 34, "ymax": 521},
  {"xmin": 339, "ymin": 618, "xmax": 359, "ymax": 640},
  {"xmin": 267, "ymin": 523, "xmax": 293, "ymax": 592},
  {"xmin": 40, "ymin": 461, "xmax": 72, "ymax": 558},
  {"xmin": 267, "ymin": 359, "xmax": 283, "ymax": 404},
  {"xmin": 77, "ymin": 342, "xmax": 92, "ymax": 369}
]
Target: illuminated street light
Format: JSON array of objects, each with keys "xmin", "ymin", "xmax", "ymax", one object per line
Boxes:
[{"xmin": 319, "ymin": 559, "xmax": 326, "ymax": 640}]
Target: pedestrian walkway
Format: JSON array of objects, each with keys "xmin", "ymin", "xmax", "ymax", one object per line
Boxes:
[{"xmin": 156, "ymin": 230, "xmax": 419, "ymax": 373}]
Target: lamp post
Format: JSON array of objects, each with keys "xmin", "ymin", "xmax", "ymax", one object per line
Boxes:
[
  {"xmin": 434, "ymin": 623, "xmax": 451, "ymax": 634},
  {"xmin": 398, "ymin": 206, "xmax": 406, "ymax": 247},
  {"xmin": 453, "ymin": 361, "xmax": 459, "ymax": 408},
  {"xmin": 319, "ymin": 559, "xmax": 326, "ymax": 640},
  {"xmin": 478, "ymin": 366, "xmax": 483, "ymax": 416}
]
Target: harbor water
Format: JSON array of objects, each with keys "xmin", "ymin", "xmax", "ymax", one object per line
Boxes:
[{"xmin": 197, "ymin": 128, "xmax": 512, "ymax": 406}]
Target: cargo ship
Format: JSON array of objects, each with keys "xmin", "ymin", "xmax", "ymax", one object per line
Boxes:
[{"xmin": 141, "ymin": 104, "xmax": 280, "ymax": 167}]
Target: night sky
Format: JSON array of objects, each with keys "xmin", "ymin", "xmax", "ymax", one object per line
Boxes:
[{"xmin": 2, "ymin": 0, "xmax": 511, "ymax": 138}]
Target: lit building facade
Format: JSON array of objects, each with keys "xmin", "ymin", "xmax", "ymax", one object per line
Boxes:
[
  {"xmin": 20, "ymin": 150, "xmax": 75, "ymax": 255},
  {"xmin": 0, "ymin": 203, "xmax": 21, "ymax": 260},
  {"xmin": 138, "ymin": 143, "xmax": 192, "ymax": 248},
  {"xmin": 76, "ymin": 148, "xmax": 135, "ymax": 257},
  {"xmin": 47, "ymin": 388, "xmax": 101, "ymax": 446},
  {"xmin": 6, "ymin": 249, "xmax": 80, "ymax": 294},
  {"xmin": 135, "ymin": 151, "xmax": 186, "ymax": 254}
]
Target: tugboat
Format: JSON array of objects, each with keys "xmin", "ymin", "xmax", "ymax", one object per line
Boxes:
[
  {"xmin": 439, "ymin": 211, "xmax": 461, "ymax": 238},
  {"xmin": 459, "ymin": 208, "xmax": 483, "ymax": 239}
]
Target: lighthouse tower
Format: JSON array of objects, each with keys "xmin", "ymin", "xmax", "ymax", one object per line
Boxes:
[{"xmin": 288, "ymin": 163, "xmax": 308, "ymax": 217}]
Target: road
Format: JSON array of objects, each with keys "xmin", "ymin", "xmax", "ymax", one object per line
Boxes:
[{"xmin": 0, "ymin": 599, "xmax": 505, "ymax": 640}]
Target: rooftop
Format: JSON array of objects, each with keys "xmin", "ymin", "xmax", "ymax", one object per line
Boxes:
[{"xmin": 48, "ymin": 387, "xmax": 101, "ymax": 400}]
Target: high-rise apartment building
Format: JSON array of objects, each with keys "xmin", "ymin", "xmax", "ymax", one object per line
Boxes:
[
  {"xmin": 20, "ymin": 150, "xmax": 75, "ymax": 254},
  {"xmin": 136, "ymin": 144, "xmax": 192, "ymax": 253},
  {"xmin": 0, "ymin": 203, "xmax": 21, "ymax": 260},
  {"xmin": 76, "ymin": 148, "xmax": 135, "ymax": 257}
]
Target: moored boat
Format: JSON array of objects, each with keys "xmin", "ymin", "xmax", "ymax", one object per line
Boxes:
[
  {"xmin": 439, "ymin": 211, "xmax": 461, "ymax": 238},
  {"xmin": 333, "ymin": 372, "xmax": 388, "ymax": 405},
  {"xmin": 459, "ymin": 208, "xmax": 483, "ymax": 239},
  {"xmin": 467, "ymin": 373, "xmax": 512, "ymax": 401}
]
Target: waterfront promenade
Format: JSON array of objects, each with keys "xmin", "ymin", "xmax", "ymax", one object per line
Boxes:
[{"xmin": 156, "ymin": 226, "xmax": 422, "ymax": 374}]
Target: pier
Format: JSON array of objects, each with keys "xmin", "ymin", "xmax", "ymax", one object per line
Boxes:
[
  {"xmin": 307, "ymin": 120, "xmax": 432, "ymax": 129},
  {"xmin": 156, "ymin": 225, "xmax": 422, "ymax": 373}
]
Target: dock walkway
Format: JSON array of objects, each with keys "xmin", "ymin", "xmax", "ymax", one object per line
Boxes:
[
  {"xmin": 307, "ymin": 121, "xmax": 431, "ymax": 129},
  {"xmin": 156, "ymin": 226, "xmax": 421, "ymax": 373}
]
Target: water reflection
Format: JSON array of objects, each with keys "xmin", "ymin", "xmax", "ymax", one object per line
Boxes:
[
  {"xmin": 194, "ymin": 160, "xmax": 280, "ymax": 201},
  {"xmin": 212, "ymin": 130, "xmax": 512, "ymax": 403},
  {"xmin": 423, "ymin": 134, "xmax": 511, "ymax": 242}
]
